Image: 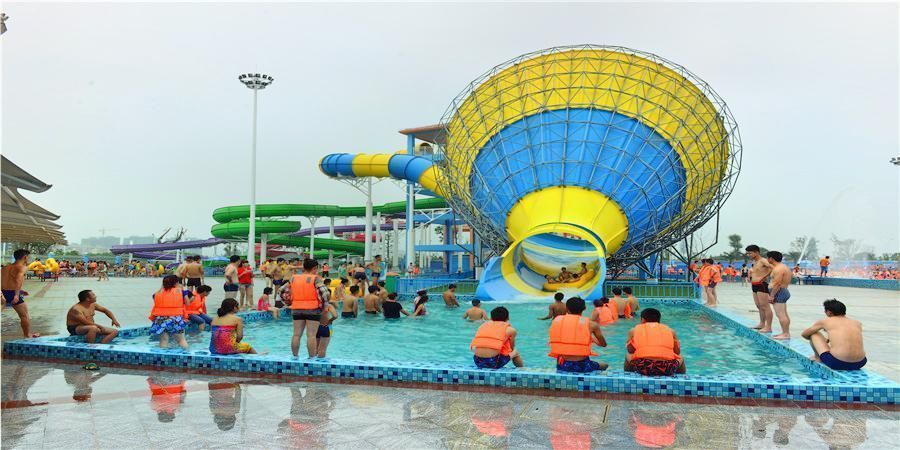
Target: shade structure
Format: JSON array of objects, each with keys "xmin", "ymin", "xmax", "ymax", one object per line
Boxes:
[{"xmin": 1, "ymin": 156, "xmax": 67, "ymax": 245}]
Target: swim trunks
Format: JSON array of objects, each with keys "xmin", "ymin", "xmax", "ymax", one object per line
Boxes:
[
  {"xmin": 819, "ymin": 352, "xmax": 866, "ymax": 370},
  {"xmin": 557, "ymin": 358, "xmax": 603, "ymax": 373},
  {"xmin": 751, "ymin": 282, "xmax": 769, "ymax": 294},
  {"xmin": 239, "ymin": 283, "xmax": 253, "ymax": 289},
  {"xmin": 322, "ymin": 271, "xmax": 330, "ymax": 277},
  {"xmin": 364, "ymin": 311, "xmax": 378, "ymax": 315},
  {"xmin": 186, "ymin": 278, "xmax": 202, "ymax": 288},
  {"xmin": 292, "ymin": 310, "xmax": 322, "ymax": 322},
  {"xmin": 707, "ymin": 281, "xmax": 717, "ymax": 288},
  {"xmin": 629, "ymin": 358, "xmax": 682, "ymax": 376},
  {"xmin": 370, "ymin": 272, "xmax": 381, "ymax": 278},
  {"xmin": 273, "ymin": 279, "xmax": 284, "ymax": 286},
  {"xmin": 353, "ymin": 272, "xmax": 367, "ymax": 281},
  {"xmin": 474, "ymin": 354, "xmax": 511, "ymax": 369},
  {"xmin": 67, "ymin": 325, "xmax": 79, "ymax": 335},
  {"xmin": 315, "ymin": 325, "xmax": 332, "ymax": 338},
  {"xmin": 772, "ymin": 288, "xmax": 791, "ymax": 303},
  {"xmin": 2, "ymin": 290, "xmax": 25, "ymax": 307},
  {"xmin": 341, "ymin": 312, "xmax": 357, "ymax": 318},
  {"xmin": 274, "ymin": 300, "xmax": 285, "ymax": 309},
  {"xmin": 149, "ymin": 316, "xmax": 187, "ymax": 335},
  {"xmin": 223, "ymin": 283, "xmax": 239, "ymax": 292}
]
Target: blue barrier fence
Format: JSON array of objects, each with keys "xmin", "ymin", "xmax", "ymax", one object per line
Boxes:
[
  {"xmin": 821, "ymin": 278, "xmax": 900, "ymax": 291},
  {"xmin": 603, "ymin": 281, "xmax": 701, "ymax": 300},
  {"xmin": 396, "ymin": 276, "xmax": 478, "ymax": 301}
]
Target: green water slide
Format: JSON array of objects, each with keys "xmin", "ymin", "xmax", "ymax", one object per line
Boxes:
[{"xmin": 210, "ymin": 198, "xmax": 447, "ymax": 258}]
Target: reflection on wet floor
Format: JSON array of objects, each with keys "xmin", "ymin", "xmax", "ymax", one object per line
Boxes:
[{"xmin": 2, "ymin": 359, "xmax": 898, "ymax": 449}]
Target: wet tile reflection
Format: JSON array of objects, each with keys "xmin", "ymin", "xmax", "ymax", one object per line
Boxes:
[{"xmin": 1, "ymin": 359, "xmax": 898, "ymax": 449}]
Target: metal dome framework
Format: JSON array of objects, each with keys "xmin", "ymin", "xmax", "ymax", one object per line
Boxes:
[{"xmin": 434, "ymin": 45, "xmax": 743, "ymax": 275}]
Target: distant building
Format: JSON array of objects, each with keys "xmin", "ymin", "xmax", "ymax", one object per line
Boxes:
[{"xmin": 80, "ymin": 236, "xmax": 120, "ymax": 248}]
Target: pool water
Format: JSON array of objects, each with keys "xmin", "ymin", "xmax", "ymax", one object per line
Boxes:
[{"xmin": 116, "ymin": 302, "xmax": 810, "ymax": 377}]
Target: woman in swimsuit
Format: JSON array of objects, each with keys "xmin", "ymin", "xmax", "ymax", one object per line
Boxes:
[{"xmin": 209, "ymin": 299, "xmax": 256, "ymax": 355}]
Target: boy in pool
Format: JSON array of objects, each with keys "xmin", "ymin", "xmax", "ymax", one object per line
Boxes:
[
  {"xmin": 623, "ymin": 287, "xmax": 640, "ymax": 315},
  {"xmin": 382, "ymin": 293, "xmax": 410, "ymax": 319},
  {"xmin": 624, "ymin": 308, "xmax": 686, "ymax": 376},
  {"xmin": 443, "ymin": 284, "xmax": 460, "ymax": 308},
  {"xmin": 342, "ymin": 285, "xmax": 360, "ymax": 318},
  {"xmin": 462, "ymin": 299, "xmax": 488, "ymax": 321},
  {"xmin": 315, "ymin": 301, "xmax": 338, "ymax": 357},
  {"xmin": 470, "ymin": 306, "xmax": 524, "ymax": 369},
  {"xmin": 610, "ymin": 287, "xmax": 630, "ymax": 318},
  {"xmin": 539, "ymin": 292, "xmax": 567, "ymax": 320},
  {"xmin": 363, "ymin": 286, "xmax": 381, "ymax": 314},
  {"xmin": 549, "ymin": 297, "xmax": 608, "ymax": 372}
]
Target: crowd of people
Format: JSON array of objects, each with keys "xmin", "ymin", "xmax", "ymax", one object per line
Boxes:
[{"xmin": 1, "ymin": 248, "xmax": 870, "ymax": 375}]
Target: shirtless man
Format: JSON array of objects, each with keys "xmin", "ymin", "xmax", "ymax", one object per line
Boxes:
[
  {"xmin": 341, "ymin": 285, "xmax": 360, "ymax": 318},
  {"xmin": 767, "ymin": 251, "xmax": 794, "ymax": 339},
  {"xmin": 377, "ymin": 281, "xmax": 388, "ymax": 305},
  {"xmin": 577, "ymin": 262, "xmax": 589, "ymax": 279},
  {"xmin": 462, "ymin": 299, "xmax": 488, "ymax": 321},
  {"xmin": 363, "ymin": 286, "xmax": 381, "ymax": 315},
  {"xmin": 271, "ymin": 258, "xmax": 286, "ymax": 294},
  {"xmin": 538, "ymin": 292, "xmax": 568, "ymax": 320},
  {"xmin": 556, "ymin": 267, "xmax": 574, "ymax": 283},
  {"xmin": 262, "ymin": 258, "xmax": 275, "ymax": 289},
  {"xmin": 66, "ymin": 290, "xmax": 121, "ymax": 343},
  {"xmin": 223, "ymin": 255, "xmax": 240, "ymax": 299},
  {"xmin": 745, "ymin": 245, "xmax": 774, "ymax": 333},
  {"xmin": 802, "ymin": 299, "xmax": 867, "ymax": 370},
  {"xmin": 183, "ymin": 256, "xmax": 205, "ymax": 290},
  {"xmin": 1, "ymin": 249, "xmax": 39, "ymax": 338},
  {"xmin": 175, "ymin": 257, "xmax": 189, "ymax": 285},
  {"xmin": 443, "ymin": 284, "xmax": 460, "ymax": 308},
  {"xmin": 623, "ymin": 286, "xmax": 640, "ymax": 314},
  {"xmin": 366, "ymin": 255, "xmax": 383, "ymax": 286}
]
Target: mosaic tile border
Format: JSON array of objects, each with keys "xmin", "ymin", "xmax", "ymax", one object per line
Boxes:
[{"xmin": 4, "ymin": 300, "xmax": 897, "ymax": 405}]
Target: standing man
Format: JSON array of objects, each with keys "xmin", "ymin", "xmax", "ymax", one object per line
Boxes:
[
  {"xmin": 223, "ymin": 255, "xmax": 240, "ymax": 300},
  {"xmin": 184, "ymin": 256, "xmax": 205, "ymax": 290},
  {"xmin": 746, "ymin": 245, "xmax": 774, "ymax": 333},
  {"xmin": 767, "ymin": 251, "xmax": 793, "ymax": 339},
  {"xmin": 66, "ymin": 290, "xmax": 121, "ymax": 343},
  {"xmin": 271, "ymin": 258, "xmax": 285, "ymax": 293},
  {"xmin": 442, "ymin": 284, "xmax": 460, "ymax": 308},
  {"xmin": 819, "ymin": 256, "xmax": 831, "ymax": 277},
  {"xmin": 1, "ymin": 249, "xmax": 39, "ymax": 338},
  {"xmin": 366, "ymin": 255, "xmax": 383, "ymax": 286}
]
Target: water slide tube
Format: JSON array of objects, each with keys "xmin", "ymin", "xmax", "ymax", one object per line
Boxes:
[
  {"xmin": 210, "ymin": 198, "xmax": 447, "ymax": 259},
  {"xmin": 111, "ymin": 238, "xmax": 225, "ymax": 255}
]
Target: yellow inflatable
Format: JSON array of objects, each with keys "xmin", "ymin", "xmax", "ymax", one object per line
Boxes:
[
  {"xmin": 44, "ymin": 258, "xmax": 60, "ymax": 273},
  {"xmin": 27, "ymin": 260, "xmax": 46, "ymax": 273},
  {"xmin": 543, "ymin": 270, "xmax": 596, "ymax": 291},
  {"xmin": 326, "ymin": 278, "xmax": 350, "ymax": 298}
]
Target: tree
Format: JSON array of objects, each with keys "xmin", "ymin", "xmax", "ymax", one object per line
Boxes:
[
  {"xmin": 719, "ymin": 234, "xmax": 743, "ymax": 262},
  {"xmin": 879, "ymin": 253, "xmax": 900, "ymax": 262},
  {"xmin": 789, "ymin": 236, "xmax": 817, "ymax": 262},
  {"xmin": 63, "ymin": 249, "xmax": 80, "ymax": 256}
]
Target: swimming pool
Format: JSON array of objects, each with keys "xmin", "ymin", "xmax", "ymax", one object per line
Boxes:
[{"xmin": 105, "ymin": 301, "xmax": 807, "ymax": 377}]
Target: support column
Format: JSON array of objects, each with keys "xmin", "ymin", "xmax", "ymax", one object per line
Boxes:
[
  {"xmin": 392, "ymin": 220, "xmax": 400, "ymax": 271},
  {"xmin": 375, "ymin": 212, "xmax": 383, "ymax": 257},
  {"xmin": 260, "ymin": 233, "xmax": 268, "ymax": 267},
  {"xmin": 328, "ymin": 217, "xmax": 335, "ymax": 268},
  {"xmin": 405, "ymin": 134, "xmax": 415, "ymax": 273},
  {"xmin": 364, "ymin": 178, "xmax": 373, "ymax": 262},
  {"xmin": 309, "ymin": 217, "xmax": 317, "ymax": 259}
]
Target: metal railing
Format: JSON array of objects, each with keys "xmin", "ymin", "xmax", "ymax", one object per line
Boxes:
[
  {"xmin": 396, "ymin": 276, "xmax": 479, "ymax": 301},
  {"xmin": 603, "ymin": 281, "xmax": 700, "ymax": 300}
]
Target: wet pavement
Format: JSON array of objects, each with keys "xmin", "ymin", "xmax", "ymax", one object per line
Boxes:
[
  {"xmin": 2, "ymin": 277, "xmax": 899, "ymax": 448},
  {"xmin": 2, "ymin": 359, "xmax": 899, "ymax": 449}
]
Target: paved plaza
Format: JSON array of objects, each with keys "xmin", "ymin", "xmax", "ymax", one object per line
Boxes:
[{"xmin": 1, "ymin": 277, "xmax": 899, "ymax": 449}]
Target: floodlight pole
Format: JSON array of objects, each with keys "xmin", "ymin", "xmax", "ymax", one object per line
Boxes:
[{"xmin": 238, "ymin": 73, "xmax": 274, "ymax": 270}]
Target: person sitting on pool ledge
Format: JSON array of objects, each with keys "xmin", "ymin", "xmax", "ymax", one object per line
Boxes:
[
  {"xmin": 364, "ymin": 285, "xmax": 382, "ymax": 315},
  {"xmin": 470, "ymin": 306, "xmax": 525, "ymax": 369},
  {"xmin": 209, "ymin": 298, "xmax": 256, "ymax": 355},
  {"xmin": 624, "ymin": 308, "xmax": 686, "ymax": 376},
  {"xmin": 382, "ymin": 293, "xmax": 409, "ymax": 319},
  {"xmin": 801, "ymin": 299, "xmax": 867, "ymax": 370},
  {"xmin": 66, "ymin": 289, "xmax": 120, "ymax": 343},
  {"xmin": 186, "ymin": 285, "xmax": 213, "ymax": 331},
  {"xmin": 590, "ymin": 297, "xmax": 617, "ymax": 326},
  {"xmin": 538, "ymin": 292, "xmax": 567, "ymax": 320},
  {"xmin": 548, "ymin": 297, "xmax": 608, "ymax": 372},
  {"xmin": 463, "ymin": 299, "xmax": 488, "ymax": 321},
  {"xmin": 342, "ymin": 285, "xmax": 360, "ymax": 318}
]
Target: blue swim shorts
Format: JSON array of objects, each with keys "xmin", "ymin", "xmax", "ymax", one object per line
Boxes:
[
  {"xmin": 557, "ymin": 358, "xmax": 603, "ymax": 373},
  {"xmin": 820, "ymin": 352, "xmax": 867, "ymax": 371},
  {"xmin": 474, "ymin": 354, "xmax": 511, "ymax": 369}
]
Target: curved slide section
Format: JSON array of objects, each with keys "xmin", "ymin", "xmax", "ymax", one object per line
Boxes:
[
  {"xmin": 111, "ymin": 238, "xmax": 224, "ymax": 255},
  {"xmin": 319, "ymin": 153, "xmax": 444, "ymax": 196},
  {"xmin": 210, "ymin": 198, "xmax": 447, "ymax": 259}
]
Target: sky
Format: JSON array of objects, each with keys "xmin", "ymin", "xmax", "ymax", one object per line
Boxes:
[{"xmin": 2, "ymin": 2, "xmax": 898, "ymax": 257}]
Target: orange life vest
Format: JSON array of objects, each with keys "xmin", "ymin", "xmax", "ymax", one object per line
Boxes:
[
  {"xmin": 185, "ymin": 293, "xmax": 206, "ymax": 315},
  {"xmin": 290, "ymin": 274, "xmax": 320, "ymax": 310},
  {"xmin": 594, "ymin": 305, "xmax": 617, "ymax": 326},
  {"xmin": 548, "ymin": 315, "xmax": 598, "ymax": 357},
  {"xmin": 469, "ymin": 321, "xmax": 512, "ymax": 355},
  {"xmin": 630, "ymin": 323, "xmax": 678, "ymax": 360},
  {"xmin": 148, "ymin": 379, "xmax": 186, "ymax": 414},
  {"xmin": 150, "ymin": 288, "xmax": 185, "ymax": 319}
]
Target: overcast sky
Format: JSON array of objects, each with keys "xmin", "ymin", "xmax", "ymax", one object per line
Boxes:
[{"xmin": 2, "ymin": 2, "xmax": 898, "ymax": 256}]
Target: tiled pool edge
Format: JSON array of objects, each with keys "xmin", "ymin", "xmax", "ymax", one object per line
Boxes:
[{"xmin": 4, "ymin": 305, "xmax": 898, "ymax": 405}]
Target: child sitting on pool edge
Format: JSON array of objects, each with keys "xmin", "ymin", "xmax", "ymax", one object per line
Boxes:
[
  {"xmin": 470, "ymin": 306, "xmax": 524, "ymax": 369},
  {"xmin": 210, "ymin": 298, "xmax": 256, "ymax": 355},
  {"xmin": 257, "ymin": 287, "xmax": 281, "ymax": 321}
]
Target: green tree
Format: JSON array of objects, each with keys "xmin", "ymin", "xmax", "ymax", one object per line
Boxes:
[
  {"xmin": 719, "ymin": 234, "xmax": 743, "ymax": 262},
  {"xmin": 879, "ymin": 252, "xmax": 900, "ymax": 261}
]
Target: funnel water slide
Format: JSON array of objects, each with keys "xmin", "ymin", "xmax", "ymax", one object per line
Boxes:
[{"xmin": 438, "ymin": 46, "xmax": 741, "ymax": 300}]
